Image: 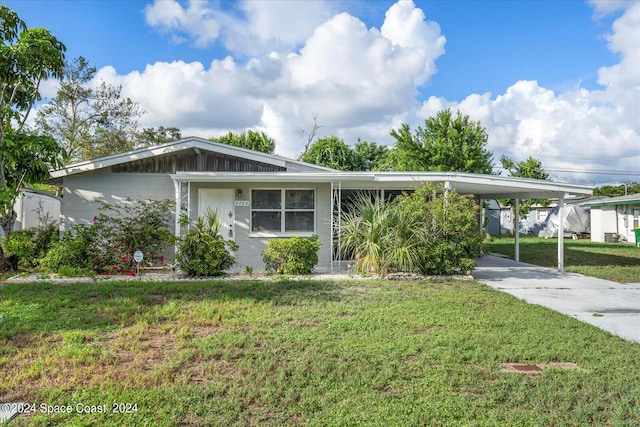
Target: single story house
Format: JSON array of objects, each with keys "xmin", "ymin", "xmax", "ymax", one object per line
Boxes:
[
  {"xmin": 584, "ymin": 193, "xmax": 640, "ymax": 245},
  {"xmin": 48, "ymin": 137, "xmax": 593, "ymax": 272}
]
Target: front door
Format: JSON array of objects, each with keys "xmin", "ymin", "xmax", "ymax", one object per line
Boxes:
[{"xmin": 198, "ymin": 188, "xmax": 235, "ymax": 241}]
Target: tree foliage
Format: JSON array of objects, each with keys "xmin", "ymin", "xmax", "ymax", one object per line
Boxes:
[
  {"xmin": 352, "ymin": 139, "xmax": 388, "ymax": 171},
  {"xmin": 210, "ymin": 130, "xmax": 275, "ymax": 154},
  {"xmin": 301, "ymin": 136, "xmax": 388, "ymax": 171},
  {"xmin": 499, "ymin": 155, "xmax": 551, "ymax": 232},
  {"xmin": 385, "ymin": 109, "xmax": 493, "ymax": 174},
  {"xmin": 593, "ymin": 182, "xmax": 640, "ymax": 197},
  {"xmin": 0, "ymin": 5, "xmax": 66, "ymax": 269},
  {"xmin": 134, "ymin": 126, "xmax": 182, "ymax": 147},
  {"xmin": 34, "ymin": 56, "xmax": 145, "ymax": 162},
  {"xmin": 301, "ymin": 136, "xmax": 358, "ymax": 170}
]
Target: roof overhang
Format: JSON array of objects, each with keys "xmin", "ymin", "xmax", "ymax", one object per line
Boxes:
[
  {"xmin": 583, "ymin": 197, "xmax": 640, "ymax": 208},
  {"xmin": 48, "ymin": 137, "xmax": 335, "ymax": 181},
  {"xmin": 170, "ymin": 171, "xmax": 593, "ymax": 199}
]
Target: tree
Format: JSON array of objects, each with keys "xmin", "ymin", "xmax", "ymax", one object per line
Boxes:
[
  {"xmin": 0, "ymin": 5, "xmax": 66, "ymax": 269},
  {"xmin": 297, "ymin": 113, "xmax": 322, "ymax": 160},
  {"xmin": 500, "ymin": 155, "xmax": 551, "ymax": 234},
  {"xmin": 353, "ymin": 139, "xmax": 388, "ymax": 171},
  {"xmin": 209, "ymin": 130, "xmax": 275, "ymax": 154},
  {"xmin": 385, "ymin": 109, "xmax": 493, "ymax": 174},
  {"xmin": 135, "ymin": 126, "xmax": 182, "ymax": 147},
  {"xmin": 34, "ymin": 56, "xmax": 145, "ymax": 162},
  {"xmin": 301, "ymin": 136, "xmax": 359, "ymax": 170},
  {"xmin": 593, "ymin": 182, "xmax": 640, "ymax": 197}
]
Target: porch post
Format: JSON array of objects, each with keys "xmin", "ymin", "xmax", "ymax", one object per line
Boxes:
[
  {"xmin": 330, "ymin": 181, "xmax": 342, "ymax": 271},
  {"xmin": 558, "ymin": 193, "xmax": 565, "ymax": 272},
  {"xmin": 172, "ymin": 178, "xmax": 181, "ymax": 254},
  {"xmin": 514, "ymin": 198, "xmax": 520, "ymax": 262}
]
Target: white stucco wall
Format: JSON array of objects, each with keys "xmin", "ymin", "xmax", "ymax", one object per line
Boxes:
[
  {"xmin": 61, "ymin": 170, "xmax": 175, "ymax": 231},
  {"xmin": 591, "ymin": 205, "xmax": 628, "ymax": 242},
  {"xmin": 188, "ymin": 182, "xmax": 332, "ymax": 272},
  {"xmin": 62, "ymin": 170, "xmax": 334, "ymax": 272}
]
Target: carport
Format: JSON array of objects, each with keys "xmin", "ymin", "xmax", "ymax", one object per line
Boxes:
[{"xmin": 319, "ymin": 171, "xmax": 593, "ymax": 272}]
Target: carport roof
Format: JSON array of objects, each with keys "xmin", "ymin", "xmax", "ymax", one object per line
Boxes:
[{"xmin": 171, "ymin": 171, "xmax": 593, "ymax": 199}]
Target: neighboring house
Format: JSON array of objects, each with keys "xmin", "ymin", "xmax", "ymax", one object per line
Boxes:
[
  {"xmin": 584, "ymin": 193, "xmax": 640, "ymax": 244},
  {"xmin": 0, "ymin": 188, "xmax": 61, "ymax": 237},
  {"xmin": 48, "ymin": 137, "xmax": 593, "ymax": 272}
]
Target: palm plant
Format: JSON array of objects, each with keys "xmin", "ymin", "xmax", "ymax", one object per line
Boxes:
[
  {"xmin": 340, "ymin": 193, "xmax": 423, "ymax": 275},
  {"xmin": 175, "ymin": 208, "xmax": 238, "ymax": 276}
]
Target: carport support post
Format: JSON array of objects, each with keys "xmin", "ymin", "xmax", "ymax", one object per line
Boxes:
[
  {"xmin": 558, "ymin": 193, "xmax": 565, "ymax": 272},
  {"xmin": 514, "ymin": 198, "xmax": 520, "ymax": 262}
]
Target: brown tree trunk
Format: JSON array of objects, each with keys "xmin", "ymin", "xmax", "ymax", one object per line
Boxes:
[{"xmin": 0, "ymin": 209, "xmax": 18, "ymax": 271}]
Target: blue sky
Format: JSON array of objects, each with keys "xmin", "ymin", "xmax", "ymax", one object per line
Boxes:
[{"xmin": 4, "ymin": 0, "xmax": 639, "ymax": 184}]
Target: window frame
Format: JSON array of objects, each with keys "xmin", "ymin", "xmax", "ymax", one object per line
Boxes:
[{"xmin": 250, "ymin": 188, "xmax": 316, "ymax": 237}]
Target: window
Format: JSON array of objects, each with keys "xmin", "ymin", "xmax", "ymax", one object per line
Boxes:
[
  {"xmin": 251, "ymin": 189, "xmax": 315, "ymax": 233},
  {"xmin": 633, "ymin": 208, "xmax": 639, "ymax": 229}
]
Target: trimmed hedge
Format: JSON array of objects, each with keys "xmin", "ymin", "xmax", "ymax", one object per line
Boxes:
[{"xmin": 263, "ymin": 235, "xmax": 321, "ymax": 275}]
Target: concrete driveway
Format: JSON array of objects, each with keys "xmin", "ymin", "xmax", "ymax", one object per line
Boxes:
[{"xmin": 473, "ymin": 254, "xmax": 640, "ymax": 344}]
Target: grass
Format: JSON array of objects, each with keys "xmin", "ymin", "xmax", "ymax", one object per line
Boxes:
[
  {"xmin": 1, "ymin": 278, "xmax": 639, "ymax": 426},
  {"xmin": 484, "ymin": 236, "xmax": 640, "ymax": 283}
]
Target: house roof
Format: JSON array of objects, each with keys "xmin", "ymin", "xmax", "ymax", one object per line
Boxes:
[
  {"xmin": 48, "ymin": 136, "xmax": 593, "ymax": 199},
  {"xmin": 49, "ymin": 136, "xmax": 336, "ymax": 180},
  {"xmin": 171, "ymin": 171, "xmax": 593, "ymax": 199},
  {"xmin": 582, "ymin": 193, "xmax": 640, "ymax": 207}
]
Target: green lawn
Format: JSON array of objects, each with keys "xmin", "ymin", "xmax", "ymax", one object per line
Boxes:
[
  {"xmin": 484, "ymin": 236, "xmax": 640, "ymax": 283},
  {"xmin": 1, "ymin": 279, "xmax": 639, "ymax": 426}
]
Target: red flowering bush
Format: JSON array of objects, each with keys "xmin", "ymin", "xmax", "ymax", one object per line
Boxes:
[{"xmin": 43, "ymin": 199, "xmax": 175, "ymax": 275}]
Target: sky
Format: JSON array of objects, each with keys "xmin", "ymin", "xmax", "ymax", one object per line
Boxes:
[{"xmin": 4, "ymin": 0, "xmax": 640, "ymax": 185}]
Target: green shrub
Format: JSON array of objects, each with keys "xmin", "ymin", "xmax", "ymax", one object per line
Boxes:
[
  {"xmin": 396, "ymin": 185, "xmax": 482, "ymax": 275},
  {"xmin": 1, "ymin": 223, "xmax": 58, "ymax": 269},
  {"xmin": 42, "ymin": 199, "xmax": 175, "ymax": 275},
  {"xmin": 175, "ymin": 210, "xmax": 238, "ymax": 276},
  {"xmin": 41, "ymin": 225, "xmax": 95, "ymax": 272},
  {"xmin": 340, "ymin": 184, "xmax": 482, "ymax": 276},
  {"xmin": 1, "ymin": 232, "xmax": 36, "ymax": 267},
  {"xmin": 263, "ymin": 235, "xmax": 321, "ymax": 275}
]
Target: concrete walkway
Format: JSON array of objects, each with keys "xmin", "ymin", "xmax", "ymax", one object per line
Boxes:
[{"xmin": 473, "ymin": 255, "xmax": 640, "ymax": 344}]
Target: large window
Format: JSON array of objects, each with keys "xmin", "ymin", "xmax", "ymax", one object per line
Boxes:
[{"xmin": 251, "ymin": 189, "xmax": 315, "ymax": 233}]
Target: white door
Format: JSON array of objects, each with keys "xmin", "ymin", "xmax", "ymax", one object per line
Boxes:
[{"xmin": 198, "ymin": 188, "xmax": 235, "ymax": 241}]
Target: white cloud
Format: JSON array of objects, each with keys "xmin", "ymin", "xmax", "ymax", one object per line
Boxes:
[
  {"xmin": 413, "ymin": 1, "xmax": 640, "ymax": 184},
  {"xmin": 222, "ymin": 0, "xmax": 334, "ymax": 56},
  {"xmin": 144, "ymin": 0, "xmax": 220, "ymax": 47},
  {"xmin": 588, "ymin": 0, "xmax": 630, "ymax": 18},
  {"xmin": 118, "ymin": 1, "xmax": 445, "ymax": 157},
  {"xmin": 106, "ymin": 0, "xmax": 637, "ymax": 183}
]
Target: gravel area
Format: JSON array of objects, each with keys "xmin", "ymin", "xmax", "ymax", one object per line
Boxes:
[{"xmin": 3, "ymin": 269, "xmax": 472, "ymax": 284}]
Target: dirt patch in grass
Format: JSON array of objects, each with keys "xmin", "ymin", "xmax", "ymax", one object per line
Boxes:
[
  {"xmin": 0, "ymin": 323, "xmax": 235, "ymax": 402},
  {"xmin": 501, "ymin": 362, "xmax": 585, "ymax": 375}
]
